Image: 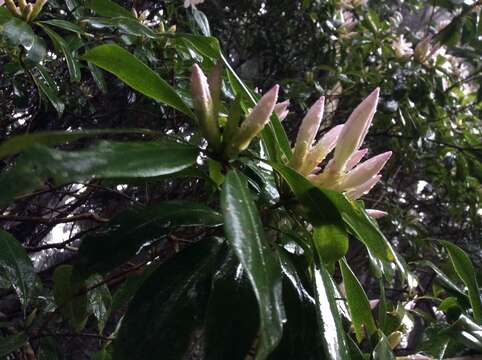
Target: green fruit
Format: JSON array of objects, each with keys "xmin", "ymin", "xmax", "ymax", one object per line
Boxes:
[{"xmin": 313, "ymin": 225, "xmax": 348, "ymax": 264}]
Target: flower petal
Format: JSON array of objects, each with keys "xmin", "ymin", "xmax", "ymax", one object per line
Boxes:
[
  {"xmin": 345, "ymin": 175, "xmax": 381, "ymax": 200},
  {"xmin": 338, "ymin": 151, "xmax": 391, "ymax": 191}
]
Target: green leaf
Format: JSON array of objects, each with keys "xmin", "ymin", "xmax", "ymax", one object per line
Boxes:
[
  {"xmin": 221, "ymin": 170, "xmax": 285, "ymax": 360},
  {"xmin": 0, "ymin": 10, "xmax": 46, "ymax": 62},
  {"xmin": 75, "ymin": 201, "xmax": 222, "ymax": 277},
  {"xmin": 339, "ymin": 258, "xmax": 377, "ymax": 342},
  {"xmin": 0, "ymin": 333, "xmax": 27, "ymax": 357},
  {"xmin": 442, "ymin": 241, "xmax": 482, "ymax": 323},
  {"xmin": 32, "ymin": 65, "xmax": 65, "ymax": 116},
  {"xmin": 312, "ymin": 262, "xmax": 350, "ymax": 360},
  {"xmin": 81, "ymin": 17, "xmax": 157, "ymax": 38},
  {"xmin": 82, "ymin": 44, "xmax": 194, "ymax": 118},
  {"xmin": 39, "ymin": 19, "xmax": 85, "ymax": 34},
  {"xmin": 272, "ymin": 164, "xmax": 405, "ymax": 272},
  {"xmin": 52, "ymin": 265, "xmax": 89, "ymax": 331},
  {"xmin": 0, "ymin": 128, "xmax": 158, "ymax": 159},
  {"xmin": 111, "ymin": 270, "xmax": 153, "ymax": 312},
  {"xmin": 372, "ymin": 331, "xmax": 395, "ymax": 360},
  {"xmin": 113, "ymin": 238, "xmax": 223, "ymax": 359},
  {"xmin": 269, "ymin": 251, "xmax": 324, "ymax": 360},
  {"xmin": 0, "ymin": 230, "xmax": 41, "ymax": 310},
  {"xmin": 203, "ymin": 248, "xmax": 259, "ymax": 360},
  {"xmin": 38, "ymin": 24, "xmax": 81, "ymax": 82},
  {"xmin": 86, "ymin": 275, "xmax": 112, "ymax": 333},
  {"xmin": 174, "ymin": 33, "xmax": 221, "ymax": 60},
  {"xmin": 0, "ymin": 140, "xmax": 198, "ymax": 204},
  {"xmin": 87, "ymin": 62, "xmax": 108, "ymax": 93},
  {"xmin": 84, "ymin": 0, "xmax": 134, "ymax": 18}
]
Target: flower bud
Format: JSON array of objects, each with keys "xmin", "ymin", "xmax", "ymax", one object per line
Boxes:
[
  {"xmin": 345, "ymin": 175, "xmax": 381, "ymax": 200},
  {"xmin": 225, "ymin": 85, "xmax": 279, "ymax": 157},
  {"xmin": 337, "ymin": 151, "xmax": 391, "ymax": 190},
  {"xmin": 345, "ymin": 148, "xmax": 368, "ymax": 171},
  {"xmin": 300, "ymin": 124, "xmax": 343, "ymax": 175},
  {"xmin": 27, "ymin": 0, "xmax": 46, "ymax": 21},
  {"xmin": 191, "ymin": 64, "xmax": 221, "ymax": 151},
  {"xmin": 274, "ymin": 100, "xmax": 290, "ymax": 121},
  {"xmin": 290, "ymin": 96, "xmax": 325, "ymax": 171},
  {"xmin": 4, "ymin": 0, "xmax": 21, "ymax": 16},
  {"xmin": 332, "ymin": 88, "xmax": 379, "ymax": 173}
]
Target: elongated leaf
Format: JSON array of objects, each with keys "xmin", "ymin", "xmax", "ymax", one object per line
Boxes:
[
  {"xmin": 0, "ymin": 140, "xmax": 198, "ymax": 204},
  {"xmin": 442, "ymin": 241, "xmax": 482, "ymax": 323},
  {"xmin": 312, "ymin": 262, "xmax": 350, "ymax": 360},
  {"xmin": 114, "ymin": 238, "xmax": 223, "ymax": 359},
  {"xmin": 272, "ymin": 164, "xmax": 404, "ymax": 273},
  {"xmin": 32, "ymin": 65, "xmax": 65, "ymax": 116},
  {"xmin": 81, "ymin": 16, "xmax": 157, "ymax": 38},
  {"xmin": 372, "ymin": 331, "xmax": 395, "ymax": 360},
  {"xmin": 84, "ymin": 0, "xmax": 134, "ymax": 18},
  {"xmin": 39, "ymin": 19, "xmax": 85, "ymax": 34},
  {"xmin": 204, "ymin": 249, "xmax": 258, "ymax": 360},
  {"xmin": 221, "ymin": 170, "xmax": 285, "ymax": 360},
  {"xmin": 0, "ymin": 333, "xmax": 27, "ymax": 357},
  {"xmin": 339, "ymin": 258, "xmax": 377, "ymax": 342},
  {"xmin": 86, "ymin": 275, "xmax": 112, "ymax": 333},
  {"xmin": 87, "ymin": 62, "xmax": 108, "ymax": 93},
  {"xmin": 53, "ymin": 265, "xmax": 89, "ymax": 331},
  {"xmin": 38, "ymin": 24, "xmax": 81, "ymax": 82},
  {"xmin": 82, "ymin": 44, "xmax": 194, "ymax": 118},
  {"xmin": 0, "ymin": 230, "xmax": 41, "ymax": 310},
  {"xmin": 75, "ymin": 201, "xmax": 222, "ymax": 277},
  {"xmin": 0, "ymin": 128, "xmax": 158, "ymax": 159},
  {"xmin": 269, "ymin": 251, "xmax": 323, "ymax": 360}
]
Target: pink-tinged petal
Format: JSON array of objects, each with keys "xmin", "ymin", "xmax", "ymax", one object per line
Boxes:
[
  {"xmin": 274, "ymin": 100, "xmax": 290, "ymax": 121},
  {"xmin": 338, "ymin": 151, "xmax": 391, "ymax": 190},
  {"xmin": 290, "ymin": 96, "xmax": 325, "ymax": 170},
  {"xmin": 300, "ymin": 124, "xmax": 344, "ymax": 175},
  {"xmin": 191, "ymin": 64, "xmax": 221, "ymax": 150},
  {"xmin": 366, "ymin": 209, "xmax": 388, "ymax": 218},
  {"xmin": 191, "ymin": 64, "xmax": 212, "ymax": 118},
  {"xmin": 345, "ymin": 148, "xmax": 368, "ymax": 172},
  {"xmin": 332, "ymin": 88, "xmax": 379, "ymax": 172},
  {"xmin": 345, "ymin": 175, "xmax": 381, "ymax": 200},
  {"xmin": 231, "ymin": 85, "xmax": 279, "ymax": 152}
]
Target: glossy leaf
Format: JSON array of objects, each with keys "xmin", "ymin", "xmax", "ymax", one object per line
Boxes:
[
  {"xmin": 87, "ymin": 62, "xmax": 108, "ymax": 93},
  {"xmin": 0, "ymin": 230, "xmax": 41, "ymax": 310},
  {"xmin": 32, "ymin": 65, "xmax": 65, "ymax": 116},
  {"xmin": 38, "ymin": 24, "xmax": 81, "ymax": 82},
  {"xmin": 203, "ymin": 249, "xmax": 259, "ymax": 360},
  {"xmin": 372, "ymin": 331, "xmax": 395, "ymax": 360},
  {"xmin": 82, "ymin": 44, "xmax": 194, "ymax": 118},
  {"xmin": 442, "ymin": 241, "xmax": 482, "ymax": 323},
  {"xmin": 75, "ymin": 201, "xmax": 222, "ymax": 277},
  {"xmin": 81, "ymin": 16, "xmax": 157, "ymax": 38},
  {"xmin": 0, "ymin": 9, "xmax": 46, "ymax": 62},
  {"xmin": 84, "ymin": 0, "xmax": 134, "ymax": 18},
  {"xmin": 312, "ymin": 262, "xmax": 350, "ymax": 360},
  {"xmin": 86, "ymin": 275, "xmax": 112, "ymax": 333},
  {"xmin": 114, "ymin": 237, "xmax": 223, "ymax": 359},
  {"xmin": 339, "ymin": 258, "xmax": 377, "ymax": 342},
  {"xmin": 221, "ymin": 169, "xmax": 285, "ymax": 360},
  {"xmin": 272, "ymin": 164, "xmax": 404, "ymax": 271},
  {"xmin": 0, "ymin": 140, "xmax": 198, "ymax": 204},
  {"xmin": 268, "ymin": 251, "xmax": 323, "ymax": 360},
  {"xmin": 39, "ymin": 19, "xmax": 85, "ymax": 34},
  {"xmin": 52, "ymin": 265, "xmax": 89, "ymax": 332},
  {"xmin": 0, "ymin": 128, "xmax": 158, "ymax": 159}
]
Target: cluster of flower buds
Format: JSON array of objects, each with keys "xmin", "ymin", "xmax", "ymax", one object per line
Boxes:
[
  {"xmin": 287, "ymin": 88, "xmax": 391, "ymax": 216},
  {"xmin": 4, "ymin": 0, "xmax": 47, "ymax": 22},
  {"xmin": 191, "ymin": 64, "xmax": 284, "ymax": 159},
  {"xmin": 191, "ymin": 64, "xmax": 390, "ymax": 216}
]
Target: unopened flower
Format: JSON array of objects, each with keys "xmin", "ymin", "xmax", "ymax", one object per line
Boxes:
[
  {"xmin": 392, "ymin": 35, "xmax": 413, "ymax": 59},
  {"xmin": 3, "ymin": 0, "xmax": 46, "ymax": 20},
  {"xmin": 191, "ymin": 64, "xmax": 221, "ymax": 151},
  {"xmin": 274, "ymin": 100, "xmax": 290, "ymax": 121},
  {"xmin": 366, "ymin": 209, "xmax": 388, "ymax": 219},
  {"xmin": 224, "ymin": 85, "xmax": 279, "ymax": 158},
  {"xmin": 288, "ymin": 88, "xmax": 391, "ymax": 209},
  {"xmin": 184, "ymin": 0, "xmax": 204, "ymax": 8}
]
